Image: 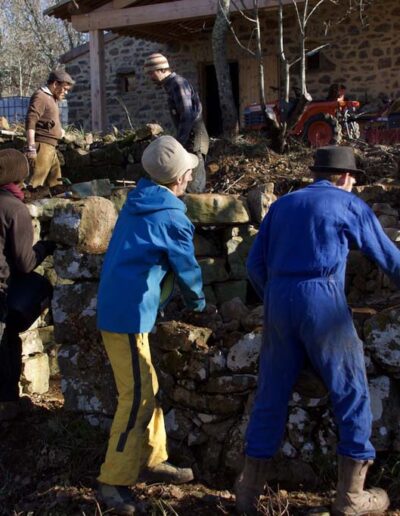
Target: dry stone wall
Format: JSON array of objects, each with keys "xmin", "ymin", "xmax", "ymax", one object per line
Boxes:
[{"xmin": 22, "ymin": 180, "xmax": 400, "ymax": 484}]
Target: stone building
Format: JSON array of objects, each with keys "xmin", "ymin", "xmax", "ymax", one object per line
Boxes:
[{"xmin": 47, "ymin": 0, "xmax": 400, "ymax": 134}]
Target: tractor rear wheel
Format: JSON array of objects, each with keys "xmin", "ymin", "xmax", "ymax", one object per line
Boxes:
[{"xmin": 303, "ymin": 114, "xmax": 342, "ymax": 147}]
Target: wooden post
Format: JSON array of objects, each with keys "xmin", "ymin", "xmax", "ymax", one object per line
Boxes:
[{"xmin": 89, "ymin": 30, "xmax": 106, "ymax": 133}]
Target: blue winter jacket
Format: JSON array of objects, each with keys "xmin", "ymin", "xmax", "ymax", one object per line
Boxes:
[
  {"xmin": 247, "ymin": 179, "xmax": 400, "ymax": 300},
  {"xmin": 97, "ymin": 178, "xmax": 205, "ymax": 333}
]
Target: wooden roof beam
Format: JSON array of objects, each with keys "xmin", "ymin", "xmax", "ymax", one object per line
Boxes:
[{"xmin": 71, "ymin": 0, "xmax": 295, "ymax": 32}]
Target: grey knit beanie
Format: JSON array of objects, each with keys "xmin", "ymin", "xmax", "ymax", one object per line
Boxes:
[
  {"xmin": 144, "ymin": 53, "xmax": 170, "ymax": 72},
  {"xmin": 0, "ymin": 149, "xmax": 29, "ymax": 186},
  {"xmin": 142, "ymin": 136, "xmax": 198, "ymax": 185}
]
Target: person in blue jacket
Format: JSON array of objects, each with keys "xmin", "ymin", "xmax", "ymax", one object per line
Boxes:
[
  {"xmin": 235, "ymin": 146, "xmax": 400, "ymax": 516},
  {"xmin": 96, "ymin": 135, "xmax": 206, "ymax": 515}
]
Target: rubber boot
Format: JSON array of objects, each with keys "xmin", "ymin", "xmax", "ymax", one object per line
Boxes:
[
  {"xmin": 332, "ymin": 455, "xmax": 390, "ymax": 515},
  {"xmin": 234, "ymin": 456, "xmax": 270, "ymax": 515},
  {"xmin": 139, "ymin": 461, "xmax": 194, "ymax": 484}
]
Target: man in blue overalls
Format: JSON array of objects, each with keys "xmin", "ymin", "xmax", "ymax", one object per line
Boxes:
[{"xmin": 236, "ymin": 146, "xmax": 400, "ymax": 515}]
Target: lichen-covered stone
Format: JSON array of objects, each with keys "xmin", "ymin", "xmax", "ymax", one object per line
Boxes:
[
  {"xmin": 164, "ymin": 408, "xmax": 194, "ymax": 440},
  {"xmin": 49, "ymin": 196, "xmax": 117, "ymax": 254},
  {"xmin": 54, "ymin": 248, "xmax": 104, "ymax": 280},
  {"xmin": 287, "ymin": 407, "xmax": 315, "ymax": 448},
  {"xmin": 200, "ymin": 374, "xmax": 257, "ymax": 394},
  {"xmin": 184, "ymin": 194, "xmax": 250, "ymax": 225},
  {"xmin": 26, "ymin": 198, "xmax": 72, "ymax": 220},
  {"xmin": 364, "ymin": 307, "xmax": 400, "ymax": 374},
  {"xmin": 153, "ymin": 321, "xmax": 212, "ymax": 352},
  {"xmin": 227, "ymin": 331, "xmax": 262, "ymax": 373},
  {"xmin": 52, "ymin": 282, "xmax": 99, "ymax": 345},
  {"xmin": 170, "ymin": 386, "xmax": 244, "ymax": 415}
]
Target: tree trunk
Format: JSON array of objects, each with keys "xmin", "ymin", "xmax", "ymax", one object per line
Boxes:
[{"xmin": 212, "ymin": 0, "xmax": 239, "ymax": 138}]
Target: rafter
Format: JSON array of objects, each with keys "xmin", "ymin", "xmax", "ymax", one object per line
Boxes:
[{"xmin": 71, "ymin": 0, "xmax": 295, "ymax": 32}]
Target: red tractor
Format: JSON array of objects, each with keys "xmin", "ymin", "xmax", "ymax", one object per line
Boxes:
[{"xmin": 244, "ymin": 96, "xmax": 361, "ymax": 147}]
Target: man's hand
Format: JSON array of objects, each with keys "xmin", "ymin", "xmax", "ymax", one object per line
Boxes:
[{"xmin": 23, "ymin": 145, "xmax": 37, "ymax": 170}]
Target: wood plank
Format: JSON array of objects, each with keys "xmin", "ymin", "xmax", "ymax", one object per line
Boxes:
[
  {"xmin": 113, "ymin": 0, "xmax": 142, "ymax": 9},
  {"xmin": 89, "ymin": 30, "xmax": 107, "ymax": 132},
  {"xmin": 72, "ymin": 0, "xmax": 295, "ymax": 32}
]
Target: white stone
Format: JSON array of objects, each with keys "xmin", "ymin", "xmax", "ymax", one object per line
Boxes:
[
  {"xmin": 227, "ymin": 331, "xmax": 262, "ymax": 372},
  {"xmin": 22, "ymin": 353, "xmax": 50, "ymax": 394},
  {"xmin": 369, "ymin": 376, "xmax": 390, "ymax": 421}
]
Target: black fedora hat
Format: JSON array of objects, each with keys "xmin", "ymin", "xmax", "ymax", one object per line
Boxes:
[{"xmin": 309, "ymin": 146, "xmax": 364, "ymax": 174}]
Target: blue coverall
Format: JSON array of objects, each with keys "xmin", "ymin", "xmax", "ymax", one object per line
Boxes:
[{"xmin": 246, "ymin": 179, "xmax": 400, "ymax": 460}]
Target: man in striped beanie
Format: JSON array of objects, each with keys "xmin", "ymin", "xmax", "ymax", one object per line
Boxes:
[{"xmin": 144, "ymin": 52, "xmax": 209, "ymax": 193}]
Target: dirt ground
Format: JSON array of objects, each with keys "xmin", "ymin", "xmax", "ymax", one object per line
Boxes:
[
  {"xmin": 0, "ymin": 382, "xmax": 331, "ymax": 515},
  {"xmin": 1, "ymin": 383, "xmax": 400, "ymax": 515}
]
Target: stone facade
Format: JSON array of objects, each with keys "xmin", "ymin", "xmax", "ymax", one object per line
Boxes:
[{"xmin": 62, "ymin": 0, "xmax": 400, "ymax": 133}]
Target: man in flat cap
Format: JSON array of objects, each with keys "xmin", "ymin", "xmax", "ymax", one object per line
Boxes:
[
  {"xmin": 96, "ymin": 135, "xmax": 206, "ymax": 514},
  {"xmin": 0, "ymin": 149, "xmax": 56, "ymax": 421},
  {"xmin": 235, "ymin": 146, "xmax": 400, "ymax": 515},
  {"xmin": 24, "ymin": 69, "xmax": 75, "ymax": 188},
  {"xmin": 144, "ymin": 53, "xmax": 209, "ymax": 193}
]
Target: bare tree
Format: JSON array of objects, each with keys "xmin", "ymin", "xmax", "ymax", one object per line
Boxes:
[
  {"xmin": 0, "ymin": 0, "xmax": 86, "ymax": 96},
  {"xmin": 212, "ymin": 0, "xmax": 240, "ymax": 138}
]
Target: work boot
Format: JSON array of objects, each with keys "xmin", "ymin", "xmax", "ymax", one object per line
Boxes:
[
  {"xmin": 331, "ymin": 455, "xmax": 390, "ymax": 515},
  {"xmin": 97, "ymin": 482, "xmax": 137, "ymax": 515},
  {"xmin": 139, "ymin": 461, "xmax": 194, "ymax": 484},
  {"xmin": 234, "ymin": 455, "xmax": 270, "ymax": 515},
  {"xmin": 0, "ymin": 401, "xmax": 20, "ymax": 422}
]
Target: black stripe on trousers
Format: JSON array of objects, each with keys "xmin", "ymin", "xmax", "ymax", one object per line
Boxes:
[{"xmin": 116, "ymin": 333, "xmax": 142, "ymax": 452}]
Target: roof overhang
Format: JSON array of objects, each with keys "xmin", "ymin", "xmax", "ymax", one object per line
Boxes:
[{"xmin": 46, "ymin": 0, "xmax": 299, "ymax": 42}]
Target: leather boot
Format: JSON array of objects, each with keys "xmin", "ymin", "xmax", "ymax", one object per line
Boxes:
[
  {"xmin": 234, "ymin": 455, "xmax": 270, "ymax": 515},
  {"xmin": 139, "ymin": 461, "xmax": 194, "ymax": 484},
  {"xmin": 332, "ymin": 455, "xmax": 390, "ymax": 515},
  {"xmin": 97, "ymin": 482, "xmax": 137, "ymax": 515}
]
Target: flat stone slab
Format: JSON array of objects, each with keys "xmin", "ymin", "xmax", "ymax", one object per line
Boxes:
[{"xmin": 184, "ymin": 194, "xmax": 250, "ymax": 225}]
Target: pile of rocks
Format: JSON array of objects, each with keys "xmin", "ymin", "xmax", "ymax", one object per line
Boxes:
[{"xmin": 20, "ymin": 178, "xmax": 400, "ymax": 485}]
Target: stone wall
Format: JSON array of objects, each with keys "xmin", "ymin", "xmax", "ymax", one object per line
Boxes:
[
  {"xmin": 62, "ymin": 0, "xmax": 399, "ymax": 133},
  {"xmin": 23, "ymin": 180, "xmax": 400, "ymax": 484}
]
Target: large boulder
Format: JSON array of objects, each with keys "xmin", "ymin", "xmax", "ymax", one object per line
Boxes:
[
  {"xmin": 49, "ymin": 197, "xmax": 117, "ymax": 254},
  {"xmin": 184, "ymin": 194, "xmax": 250, "ymax": 225}
]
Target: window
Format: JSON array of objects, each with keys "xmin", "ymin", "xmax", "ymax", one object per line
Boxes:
[{"xmin": 117, "ymin": 69, "xmax": 136, "ymax": 93}]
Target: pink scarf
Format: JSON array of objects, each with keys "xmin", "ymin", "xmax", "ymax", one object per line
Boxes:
[{"xmin": 1, "ymin": 183, "xmax": 24, "ymax": 201}]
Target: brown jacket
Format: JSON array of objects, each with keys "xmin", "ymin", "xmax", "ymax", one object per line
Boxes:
[
  {"xmin": 0, "ymin": 190, "xmax": 48, "ymax": 293},
  {"xmin": 25, "ymin": 88, "xmax": 62, "ymax": 146}
]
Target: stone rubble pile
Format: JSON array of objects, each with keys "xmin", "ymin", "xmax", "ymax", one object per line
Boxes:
[{"xmin": 19, "ymin": 178, "xmax": 400, "ymax": 485}]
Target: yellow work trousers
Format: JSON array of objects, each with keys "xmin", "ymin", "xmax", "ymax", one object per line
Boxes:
[
  {"xmin": 98, "ymin": 332, "xmax": 168, "ymax": 486},
  {"xmin": 29, "ymin": 142, "xmax": 62, "ymax": 188}
]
